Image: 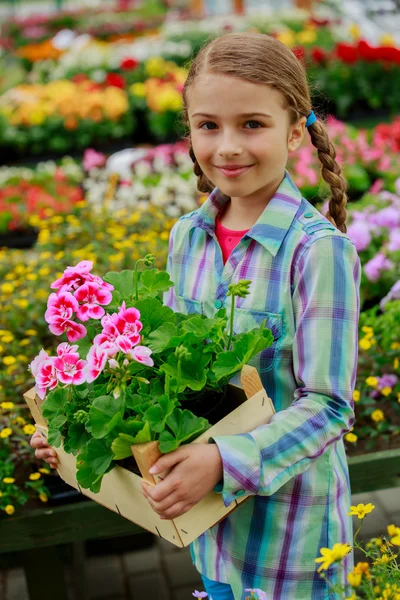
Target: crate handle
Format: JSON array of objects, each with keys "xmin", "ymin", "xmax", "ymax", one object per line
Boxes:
[
  {"xmin": 240, "ymin": 365, "xmax": 264, "ymax": 399},
  {"xmin": 131, "ymin": 440, "xmax": 162, "ymax": 485}
]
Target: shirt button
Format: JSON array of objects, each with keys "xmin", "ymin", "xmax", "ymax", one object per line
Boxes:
[
  {"xmin": 214, "ymin": 299, "xmax": 223, "ymax": 309},
  {"xmin": 235, "ymin": 489, "xmax": 246, "ymax": 497},
  {"xmin": 304, "ymin": 212, "xmax": 313, "ymax": 219}
]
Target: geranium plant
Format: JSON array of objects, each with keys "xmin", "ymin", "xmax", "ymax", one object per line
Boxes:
[{"xmin": 29, "ymin": 257, "xmax": 273, "ymax": 493}]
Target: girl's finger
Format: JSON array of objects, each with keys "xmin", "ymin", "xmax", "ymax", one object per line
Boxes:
[
  {"xmin": 144, "ymin": 489, "xmax": 182, "ymax": 514},
  {"xmin": 30, "ymin": 432, "xmax": 47, "ymax": 449},
  {"xmin": 159, "ymin": 501, "xmax": 193, "ymax": 520}
]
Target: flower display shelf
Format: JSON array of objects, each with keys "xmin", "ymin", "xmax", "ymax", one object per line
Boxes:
[
  {"xmin": 24, "ymin": 365, "xmax": 275, "ymax": 548},
  {"xmin": 347, "ymin": 448, "xmax": 400, "ymax": 494}
]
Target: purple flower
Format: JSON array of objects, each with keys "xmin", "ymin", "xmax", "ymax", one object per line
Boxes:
[
  {"xmin": 380, "ymin": 279, "xmax": 400, "ymax": 310},
  {"xmin": 388, "ymin": 228, "xmax": 400, "ymax": 252},
  {"xmin": 378, "ymin": 374, "xmax": 398, "ymax": 390},
  {"xmin": 192, "ymin": 592, "xmax": 208, "ymax": 599},
  {"xmin": 369, "ymin": 206, "xmax": 400, "ymax": 229},
  {"xmin": 347, "ymin": 221, "xmax": 372, "ymax": 252},
  {"xmin": 364, "ymin": 253, "xmax": 394, "ymax": 282}
]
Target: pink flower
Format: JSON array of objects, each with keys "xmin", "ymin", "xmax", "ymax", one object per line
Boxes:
[
  {"xmin": 50, "ymin": 261, "xmax": 94, "ymax": 292},
  {"xmin": 129, "ymin": 345, "xmax": 154, "ymax": 367},
  {"xmin": 94, "ymin": 305, "xmax": 143, "ymax": 356},
  {"xmin": 369, "ymin": 178, "xmax": 383, "ymax": 194},
  {"xmin": 74, "ymin": 282, "xmax": 113, "ymax": 322},
  {"xmin": 347, "ymin": 221, "xmax": 372, "ymax": 252},
  {"xmin": 45, "ymin": 291, "xmax": 78, "ymax": 324},
  {"xmin": 112, "ymin": 306, "xmax": 143, "ymax": 346},
  {"xmin": 57, "ymin": 342, "xmax": 79, "ymax": 358},
  {"xmin": 364, "ymin": 253, "xmax": 394, "ymax": 282},
  {"xmin": 54, "ymin": 353, "xmax": 87, "ymax": 385},
  {"xmin": 388, "ymin": 228, "xmax": 400, "ymax": 252},
  {"xmin": 82, "ymin": 148, "xmax": 106, "ymax": 172},
  {"xmin": 370, "ymin": 206, "xmax": 400, "ymax": 229},
  {"xmin": 49, "ymin": 317, "xmax": 87, "ymax": 342},
  {"xmin": 94, "ymin": 322, "xmax": 133, "ymax": 357},
  {"xmin": 84, "ymin": 345, "xmax": 108, "ymax": 383},
  {"xmin": 29, "ymin": 349, "xmax": 50, "ymax": 378},
  {"xmin": 380, "ymin": 279, "xmax": 400, "ymax": 310},
  {"xmin": 34, "ymin": 357, "xmax": 58, "ymax": 399}
]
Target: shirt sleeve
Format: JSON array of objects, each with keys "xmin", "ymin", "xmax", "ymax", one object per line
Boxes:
[{"xmin": 210, "ymin": 235, "xmax": 361, "ymax": 507}]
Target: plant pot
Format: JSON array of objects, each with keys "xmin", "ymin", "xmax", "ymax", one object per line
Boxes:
[
  {"xmin": 0, "ymin": 227, "xmax": 39, "ymax": 249},
  {"xmin": 181, "ymin": 385, "xmax": 230, "ymax": 425}
]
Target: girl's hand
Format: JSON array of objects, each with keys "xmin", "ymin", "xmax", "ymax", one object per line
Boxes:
[
  {"xmin": 30, "ymin": 431, "xmax": 59, "ymax": 468},
  {"xmin": 141, "ymin": 443, "xmax": 223, "ymax": 520}
]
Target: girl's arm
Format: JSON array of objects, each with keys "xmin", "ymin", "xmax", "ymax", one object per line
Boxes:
[{"xmin": 210, "ymin": 235, "xmax": 361, "ymax": 507}]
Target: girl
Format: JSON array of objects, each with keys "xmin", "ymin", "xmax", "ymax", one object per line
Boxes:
[{"xmin": 32, "ymin": 32, "xmax": 361, "ymax": 600}]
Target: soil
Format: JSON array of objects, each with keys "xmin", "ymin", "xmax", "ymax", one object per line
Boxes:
[{"xmin": 180, "ymin": 385, "xmax": 230, "ymax": 425}]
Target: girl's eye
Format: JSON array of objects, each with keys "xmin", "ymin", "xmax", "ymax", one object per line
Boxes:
[
  {"xmin": 244, "ymin": 120, "xmax": 263, "ymax": 129},
  {"xmin": 199, "ymin": 122, "xmax": 217, "ymax": 130}
]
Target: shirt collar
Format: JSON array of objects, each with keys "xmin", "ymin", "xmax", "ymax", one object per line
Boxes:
[{"xmin": 189, "ymin": 171, "xmax": 303, "ymax": 257}]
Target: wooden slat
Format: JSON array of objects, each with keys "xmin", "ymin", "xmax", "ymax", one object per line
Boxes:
[{"xmin": 131, "ymin": 440, "xmax": 162, "ymax": 484}]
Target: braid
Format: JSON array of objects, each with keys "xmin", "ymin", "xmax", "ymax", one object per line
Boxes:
[
  {"xmin": 188, "ymin": 142, "xmax": 214, "ymax": 194},
  {"xmin": 307, "ymin": 120, "xmax": 348, "ymax": 233}
]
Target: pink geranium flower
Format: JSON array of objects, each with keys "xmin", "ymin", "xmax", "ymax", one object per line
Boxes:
[
  {"xmin": 94, "ymin": 321, "xmax": 133, "ymax": 357},
  {"xmin": 84, "ymin": 346, "xmax": 108, "ymax": 383},
  {"xmin": 29, "ymin": 348, "xmax": 50, "ymax": 378},
  {"xmin": 129, "ymin": 345, "xmax": 154, "ymax": 367},
  {"xmin": 54, "ymin": 353, "xmax": 87, "ymax": 385},
  {"xmin": 45, "ymin": 291, "xmax": 78, "ymax": 324},
  {"xmin": 57, "ymin": 342, "xmax": 79, "ymax": 358},
  {"xmin": 82, "ymin": 148, "xmax": 106, "ymax": 172},
  {"xmin": 94, "ymin": 305, "xmax": 143, "ymax": 356},
  {"xmin": 34, "ymin": 357, "xmax": 58, "ymax": 399},
  {"xmin": 48, "ymin": 317, "xmax": 87, "ymax": 342},
  {"xmin": 112, "ymin": 306, "xmax": 143, "ymax": 346},
  {"xmin": 74, "ymin": 282, "xmax": 113, "ymax": 321}
]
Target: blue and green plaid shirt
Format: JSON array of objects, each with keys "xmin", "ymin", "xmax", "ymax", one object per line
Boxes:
[{"xmin": 164, "ymin": 172, "xmax": 361, "ymax": 599}]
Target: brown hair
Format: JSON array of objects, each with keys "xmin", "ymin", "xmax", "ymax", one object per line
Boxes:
[{"xmin": 182, "ymin": 32, "xmax": 348, "ymax": 233}]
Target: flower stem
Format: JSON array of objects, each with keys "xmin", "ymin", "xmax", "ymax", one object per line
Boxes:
[
  {"xmin": 134, "ymin": 259, "xmax": 143, "ymax": 302},
  {"xmin": 227, "ymin": 293, "xmax": 235, "ymax": 351}
]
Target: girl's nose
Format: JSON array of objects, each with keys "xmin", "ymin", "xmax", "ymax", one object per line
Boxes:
[{"xmin": 217, "ymin": 133, "xmax": 243, "ymax": 157}]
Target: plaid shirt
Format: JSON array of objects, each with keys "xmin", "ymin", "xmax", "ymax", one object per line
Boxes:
[{"xmin": 163, "ymin": 172, "xmax": 361, "ymax": 600}]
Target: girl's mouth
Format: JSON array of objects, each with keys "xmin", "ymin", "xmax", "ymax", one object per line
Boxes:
[{"xmin": 215, "ymin": 165, "xmax": 255, "ymax": 179}]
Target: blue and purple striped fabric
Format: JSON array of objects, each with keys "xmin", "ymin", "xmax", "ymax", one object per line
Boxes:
[{"xmin": 163, "ymin": 171, "xmax": 361, "ymax": 600}]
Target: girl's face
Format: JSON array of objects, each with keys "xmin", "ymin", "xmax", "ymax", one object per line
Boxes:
[{"xmin": 187, "ymin": 73, "xmax": 305, "ymax": 202}]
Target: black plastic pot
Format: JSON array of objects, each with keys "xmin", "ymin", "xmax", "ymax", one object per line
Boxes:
[
  {"xmin": 182, "ymin": 385, "xmax": 230, "ymax": 425},
  {"xmin": 0, "ymin": 227, "xmax": 39, "ymax": 249}
]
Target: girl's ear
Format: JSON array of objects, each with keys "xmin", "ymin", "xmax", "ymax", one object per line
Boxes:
[{"xmin": 287, "ymin": 117, "xmax": 306, "ymax": 152}]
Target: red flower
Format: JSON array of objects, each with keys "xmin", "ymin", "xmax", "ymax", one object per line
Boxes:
[
  {"xmin": 72, "ymin": 73, "xmax": 89, "ymax": 84},
  {"xmin": 335, "ymin": 42, "xmax": 358, "ymax": 64},
  {"xmin": 105, "ymin": 72, "xmax": 125, "ymax": 89},
  {"xmin": 357, "ymin": 40, "xmax": 377, "ymax": 62},
  {"xmin": 292, "ymin": 46, "xmax": 305, "ymax": 61},
  {"xmin": 311, "ymin": 46, "xmax": 326, "ymax": 63},
  {"xmin": 120, "ymin": 57, "xmax": 139, "ymax": 71}
]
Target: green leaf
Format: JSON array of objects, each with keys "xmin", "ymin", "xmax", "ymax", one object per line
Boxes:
[
  {"xmin": 118, "ymin": 419, "xmax": 145, "ymax": 436},
  {"xmin": 133, "ymin": 298, "xmax": 176, "ymax": 337},
  {"xmin": 88, "ymin": 395, "xmax": 124, "ymax": 439},
  {"xmin": 213, "ymin": 327, "xmax": 274, "ymax": 380},
  {"xmin": 158, "ymin": 408, "xmax": 210, "ymax": 453},
  {"xmin": 76, "ymin": 466, "xmax": 103, "ymax": 493},
  {"xmin": 138, "ymin": 269, "xmax": 174, "ymax": 298},
  {"xmin": 148, "ymin": 322, "xmax": 198, "ymax": 353},
  {"xmin": 84, "ymin": 439, "xmax": 114, "ymax": 475},
  {"xmin": 111, "ymin": 433, "xmax": 135, "ymax": 460},
  {"xmin": 125, "ymin": 389, "xmax": 144, "ymax": 411},
  {"xmin": 133, "ymin": 421, "xmax": 152, "ymax": 444},
  {"xmin": 51, "ymin": 414, "xmax": 67, "ymax": 429},
  {"xmin": 143, "ymin": 396, "xmax": 176, "ymax": 434},
  {"xmin": 103, "ymin": 270, "xmax": 135, "ymax": 298},
  {"xmin": 160, "ymin": 348, "xmax": 210, "ymax": 392},
  {"xmin": 42, "ymin": 387, "xmax": 69, "ymax": 421},
  {"xmin": 47, "ymin": 427, "xmax": 62, "ymax": 447},
  {"xmin": 65, "ymin": 423, "xmax": 91, "ymax": 455}
]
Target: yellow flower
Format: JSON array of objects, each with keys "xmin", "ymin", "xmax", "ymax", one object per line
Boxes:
[
  {"xmin": 392, "ymin": 342, "xmax": 400, "ymax": 350},
  {"xmin": 380, "ymin": 34, "xmax": 395, "ymax": 46},
  {"xmin": 347, "ymin": 571, "xmax": 362, "ymax": 587},
  {"xmin": 3, "ymin": 477, "xmax": 15, "ymax": 484},
  {"xmin": 0, "ymin": 428, "xmax": 12, "ymax": 438},
  {"xmin": 381, "ymin": 387, "xmax": 392, "ymax": 397},
  {"xmin": 38, "ymin": 267, "xmax": 50, "ymax": 276},
  {"xmin": 359, "ymin": 338, "xmax": 372, "ymax": 350},
  {"xmin": 39, "ymin": 493, "xmax": 48, "ymax": 502},
  {"xmin": 145, "ymin": 56, "xmax": 167, "ymax": 78},
  {"xmin": 39, "ymin": 468, "xmax": 50, "ymax": 475},
  {"xmin": 373, "ymin": 553, "xmax": 397, "ymax": 565},
  {"xmin": 130, "ymin": 82, "xmax": 147, "ymax": 97},
  {"xmin": 14, "ymin": 299, "xmax": 29, "ymax": 309},
  {"xmin": 5, "ymin": 505, "xmax": 15, "ymax": 515},
  {"xmin": 354, "ymin": 562, "xmax": 370, "ymax": 578},
  {"xmin": 345, "ymin": 433, "xmax": 358, "ymax": 443},
  {"xmin": 297, "ymin": 29, "xmax": 317, "ymax": 45},
  {"xmin": 315, "ymin": 542, "xmax": 352, "ymax": 572},
  {"xmin": 349, "ymin": 24, "xmax": 361, "ymax": 39},
  {"xmin": 361, "ymin": 326, "xmax": 373, "ymax": 334},
  {"xmin": 1, "ymin": 334, "xmax": 14, "ymax": 343},
  {"xmin": 277, "ymin": 29, "xmax": 296, "ymax": 47},
  {"xmin": 347, "ymin": 503, "xmax": 375, "ymax": 519},
  {"xmin": 1, "ymin": 402, "xmax": 14, "ymax": 410},
  {"xmin": 1, "ymin": 283, "xmax": 14, "ymax": 294},
  {"xmin": 365, "ymin": 376, "xmax": 378, "ymax": 387},
  {"xmin": 388, "ymin": 524, "xmax": 400, "ymax": 537},
  {"xmin": 29, "ymin": 472, "xmax": 41, "ymax": 481},
  {"xmin": 23, "ymin": 424, "xmax": 36, "ymax": 435},
  {"xmin": 13, "ymin": 416, "xmax": 26, "ymax": 426},
  {"xmin": 391, "ymin": 534, "xmax": 400, "ymax": 545},
  {"xmin": 353, "ymin": 390, "xmax": 360, "ymax": 402},
  {"xmin": 3, "ymin": 356, "xmax": 16, "ymax": 366},
  {"xmin": 371, "ymin": 409, "xmax": 385, "ymax": 423},
  {"xmin": 344, "ymin": 593, "xmax": 357, "ymax": 600}
]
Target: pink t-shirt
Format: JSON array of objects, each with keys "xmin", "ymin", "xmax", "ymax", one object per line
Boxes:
[{"xmin": 215, "ymin": 210, "xmax": 250, "ymax": 264}]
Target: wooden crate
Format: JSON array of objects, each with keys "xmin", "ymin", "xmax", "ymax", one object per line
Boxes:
[{"xmin": 23, "ymin": 365, "xmax": 275, "ymax": 548}]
